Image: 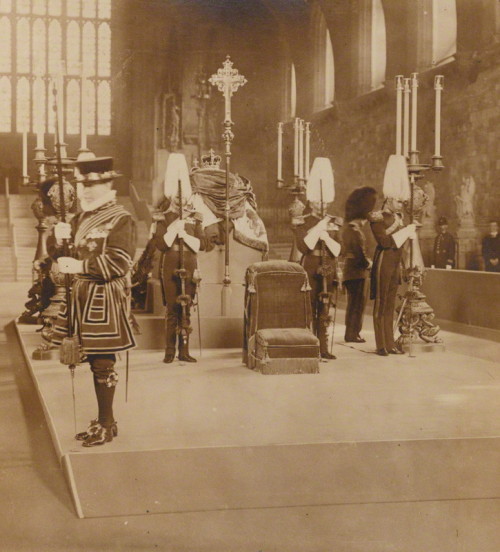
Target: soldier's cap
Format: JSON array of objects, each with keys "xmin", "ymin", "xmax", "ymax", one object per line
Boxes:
[
  {"xmin": 438, "ymin": 216, "xmax": 448, "ymax": 226},
  {"xmin": 75, "ymin": 156, "xmax": 121, "ymax": 185},
  {"xmin": 345, "ymin": 186, "xmax": 378, "ymax": 222}
]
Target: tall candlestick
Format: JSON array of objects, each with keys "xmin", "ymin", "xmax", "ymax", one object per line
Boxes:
[
  {"xmin": 304, "ymin": 122, "xmax": 311, "ymax": 179},
  {"xmin": 410, "ymin": 72, "xmax": 418, "ymax": 152},
  {"xmin": 395, "ymin": 75, "xmax": 403, "ymax": 155},
  {"xmin": 80, "ymin": 74, "xmax": 88, "ymax": 150},
  {"xmin": 277, "ymin": 122, "xmax": 283, "ymax": 181},
  {"xmin": 403, "ymin": 78, "xmax": 410, "ymax": 158},
  {"xmin": 22, "ymin": 131, "xmax": 28, "ymax": 177},
  {"xmin": 293, "ymin": 117, "xmax": 299, "ymax": 177},
  {"xmin": 298, "ymin": 119, "xmax": 304, "ymax": 180},
  {"xmin": 434, "ymin": 75, "xmax": 443, "ymax": 157}
]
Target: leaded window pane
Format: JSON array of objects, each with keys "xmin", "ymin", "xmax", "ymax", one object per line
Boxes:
[
  {"xmin": 32, "ymin": 18, "xmax": 47, "ymax": 76},
  {"xmin": 82, "ymin": 0, "xmax": 96, "ymax": 19},
  {"xmin": 48, "ymin": 19, "xmax": 62, "ymax": 75},
  {"xmin": 66, "ymin": 0, "xmax": 80, "ymax": 17},
  {"xmin": 16, "ymin": 0, "xmax": 30, "ymax": 14},
  {"xmin": 0, "ymin": 0, "xmax": 12, "ymax": 13},
  {"xmin": 48, "ymin": 0, "xmax": 61, "ymax": 16},
  {"xmin": 16, "ymin": 18, "xmax": 31, "ymax": 73},
  {"xmin": 66, "ymin": 78, "xmax": 80, "ymax": 133},
  {"xmin": 82, "ymin": 21, "xmax": 96, "ymax": 76},
  {"xmin": 97, "ymin": 22, "xmax": 110, "ymax": 77},
  {"xmin": 32, "ymin": 76, "xmax": 46, "ymax": 133},
  {"xmin": 0, "ymin": 17, "xmax": 11, "ymax": 72},
  {"xmin": 16, "ymin": 76, "xmax": 30, "ymax": 131},
  {"xmin": 0, "ymin": 77, "xmax": 11, "ymax": 131},
  {"xmin": 98, "ymin": 0, "xmax": 110, "ymax": 19},
  {"xmin": 33, "ymin": 0, "xmax": 46, "ymax": 15},
  {"xmin": 86, "ymin": 79, "xmax": 96, "ymax": 134},
  {"xmin": 66, "ymin": 20, "xmax": 81, "ymax": 75},
  {"xmin": 97, "ymin": 80, "xmax": 110, "ymax": 135}
]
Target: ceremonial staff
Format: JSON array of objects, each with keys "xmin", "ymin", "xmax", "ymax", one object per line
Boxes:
[
  {"xmin": 53, "ymin": 83, "xmax": 79, "ymax": 433},
  {"xmin": 209, "ymin": 56, "xmax": 247, "ymax": 315},
  {"xmin": 175, "ymin": 178, "xmax": 193, "ymax": 350}
]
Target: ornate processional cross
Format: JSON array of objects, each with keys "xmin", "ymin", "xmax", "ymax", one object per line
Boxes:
[{"xmin": 209, "ymin": 56, "xmax": 247, "ymax": 315}]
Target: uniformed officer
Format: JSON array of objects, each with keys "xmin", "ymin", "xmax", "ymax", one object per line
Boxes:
[
  {"xmin": 342, "ymin": 186, "xmax": 378, "ymax": 343},
  {"xmin": 432, "ymin": 216, "xmax": 456, "ymax": 268},
  {"xmin": 369, "ymin": 155, "xmax": 416, "ymax": 356}
]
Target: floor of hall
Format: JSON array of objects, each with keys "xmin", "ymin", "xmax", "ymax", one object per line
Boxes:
[{"xmin": 1, "ymin": 282, "xmax": 499, "ymax": 552}]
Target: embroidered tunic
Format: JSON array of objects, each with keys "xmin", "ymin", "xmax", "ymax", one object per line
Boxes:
[{"xmin": 52, "ymin": 201, "xmax": 137, "ymax": 354}]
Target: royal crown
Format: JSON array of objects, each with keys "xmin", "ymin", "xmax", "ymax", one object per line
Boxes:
[{"xmin": 200, "ymin": 149, "xmax": 222, "ymax": 169}]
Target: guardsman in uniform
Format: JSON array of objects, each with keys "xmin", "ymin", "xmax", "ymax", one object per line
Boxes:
[
  {"xmin": 432, "ymin": 216, "xmax": 456, "ymax": 268},
  {"xmin": 482, "ymin": 220, "xmax": 500, "ymax": 272},
  {"xmin": 295, "ymin": 158, "xmax": 342, "ymax": 360},
  {"xmin": 152, "ymin": 154, "xmax": 207, "ymax": 364},
  {"xmin": 369, "ymin": 155, "xmax": 416, "ymax": 356},
  {"xmin": 342, "ymin": 186, "xmax": 378, "ymax": 343},
  {"xmin": 52, "ymin": 157, "xmax": 137, "ymax": 447}
]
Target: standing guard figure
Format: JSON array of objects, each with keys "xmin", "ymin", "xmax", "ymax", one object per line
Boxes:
[
  {"xmin": 342, "ymin": 186, "xmax": 378, "ymax": 343},
  {"xmin": 432, "ymin": 216, "xmax": 456, "ymax": 269},
  {"xmin": 369, "ymin": 155, "xmax": 416, "ymax": 356},
  {"xmin": 295, "ymin": 158, "xmax": 342, "ymax": 360},
  {"xmin": 152, "ymin": 154, "xmax": 205, "ymax": 364},
  {"xmin": 52, "ymin": 157, "xmax": 137, "ymax": 447}
]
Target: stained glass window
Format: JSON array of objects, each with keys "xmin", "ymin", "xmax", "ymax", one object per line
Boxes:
[
  {"xmin": 2, "ymin": 0, "xmax": 112, "ymax": 135},
  {"xmin": 0, "ymin": 17, "xmax": 11, "ymax": 72},
  {"xmin": 0, "ymin": 77, "xmax": 11, "ymax": 131},
  {"xmin": 324, "ymin": 28, "xmax": 334, "ymax": 106},
  {"xmin": 371, "ymin": 0, "xmax": 387, "ymax": 90}
]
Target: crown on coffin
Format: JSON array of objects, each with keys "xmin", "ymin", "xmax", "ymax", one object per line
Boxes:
[{"xmin": 200, "ymin": 149, "xmax": 222, "ymax": 169}]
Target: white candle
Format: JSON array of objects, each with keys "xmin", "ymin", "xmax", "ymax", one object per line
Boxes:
[
  {"xmin": 395, "ymin": 75, "xmax": 403, "ymax": 155},
  {"xmin": 403, "ymin": 78, "xmax": 410, "ymax": 158},
  {"xmin": 80, "ymin": 75, "xmax": 88, "ymax": 150},
  {"xmin": 305, "ymin": 122, "xmax": 311, "ymax": 179},
  {"xmin": 298, "ymin": 119, "xmax": 304, "ymax": 179},
  {"xmin": 293, "ymin": 118, "xmax": 299, "ymax": 177},
  {"xmin": 22, "ymin": 131, "xmax": 28, "ymax": 177},
  {"xmin": 410, "ymin": 72, "xmax": 418, "ymax": 152},
  {"xmin": 434, "ymin": 75, "xmax": 444, "ymax": 157},
  {"xmin": 277, "ymin": 122, "xmax": 283, "ymax": 181}
]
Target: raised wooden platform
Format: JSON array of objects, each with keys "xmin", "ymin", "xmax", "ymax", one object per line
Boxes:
[{"xmin": 14, "ymin": 321, "xmax": 500, "ymax": 519}]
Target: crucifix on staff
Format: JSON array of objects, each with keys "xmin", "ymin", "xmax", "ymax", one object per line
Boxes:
[{"xmin": 209, "ymin": 56, "xmax": 247, "ymax": 316}]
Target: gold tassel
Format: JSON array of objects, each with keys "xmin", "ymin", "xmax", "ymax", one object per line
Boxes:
[{"xmin": 60, "ymin": 336, "xmax": 81, "ymax": 366}]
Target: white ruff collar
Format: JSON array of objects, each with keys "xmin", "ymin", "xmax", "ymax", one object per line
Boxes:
[{"xmin": 80, "ymin": 189, "xmax": 117, "ymax": 212}]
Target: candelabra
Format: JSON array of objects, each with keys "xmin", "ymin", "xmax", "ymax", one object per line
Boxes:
[
  {"xmin": 394, "ymin": 73, "xmax": 445, "ymax": 354},
  {"xmin": 275, "ymin": 118, "xmax": 311, "ymax": 261}
]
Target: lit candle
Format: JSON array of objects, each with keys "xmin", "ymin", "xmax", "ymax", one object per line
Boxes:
[
  {"xmin": 304, "ymin": 122, "xmax": 311, "ymax": 179},
  {"xmin": 80, "ymin": 74, "xmax": 88, "ymax": 150},
  {"xmin": 298, "ymin": 119, "xmax": 304, "ymax": 180},
  {"xmin": 22, "ymin": 131, "xmax": 28, "ymax": 177},
  {"xmin": 403, "ymin": 78, "xmax": 410, "ymax": 158},
  {"xmin": 293, "ymin": 117, "xmax": 299, "ymax": 177},
  {"xmin": 395, "ymin": 75, "xmax": 403, "ymax": 155},
  {"xmin": 277, "ymin": 122, "xmax": 283, "ymax": 181},
  {"xmin": 410, "ymin": 72, "xmax": 418, "ymax": 153},
  {"xmin": 434, "ymin": 75, "xmax": 444, "ymax": 157}
]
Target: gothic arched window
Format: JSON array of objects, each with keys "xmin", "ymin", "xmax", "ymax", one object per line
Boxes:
[
  {"xmin": 371, "ymin": 0, "xmax": 387, "ymax": 90},
  {"xmin": 312, "ymin": 4, "xmax": 335, "ymax": 111},
  {"xmin": 290, "ymin": 63, "xmax": 296, "ymax": 119},
  {"xmin": 0, "ymin": 0, "xmax": 112, "ymax": 136}
]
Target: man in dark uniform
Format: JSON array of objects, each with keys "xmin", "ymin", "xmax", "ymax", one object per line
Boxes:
[
  {"xmin": 342, "ymin": 186, "xmax": 378, "ymax": 343},
  {"xmin": 369, "ymin": 197, "xmax": 416, "ymax": 356},
  {"xmin": 53, "ymin": 157, "xmax": 137, "ymax": 447},
  {"xmin": 152, "ymin": 195, "xmax": 206, "ymax": 363},
  {"xmin": 295, "ymin": 202, "xmax": 342, "ymax": 359},
  {"xmin": 482, "ymin": 220, "xmax": 499, "ymax": 272},
  {"xmin": 432, "ymin": 216, "xmax": 456, "ymax": 268}
]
